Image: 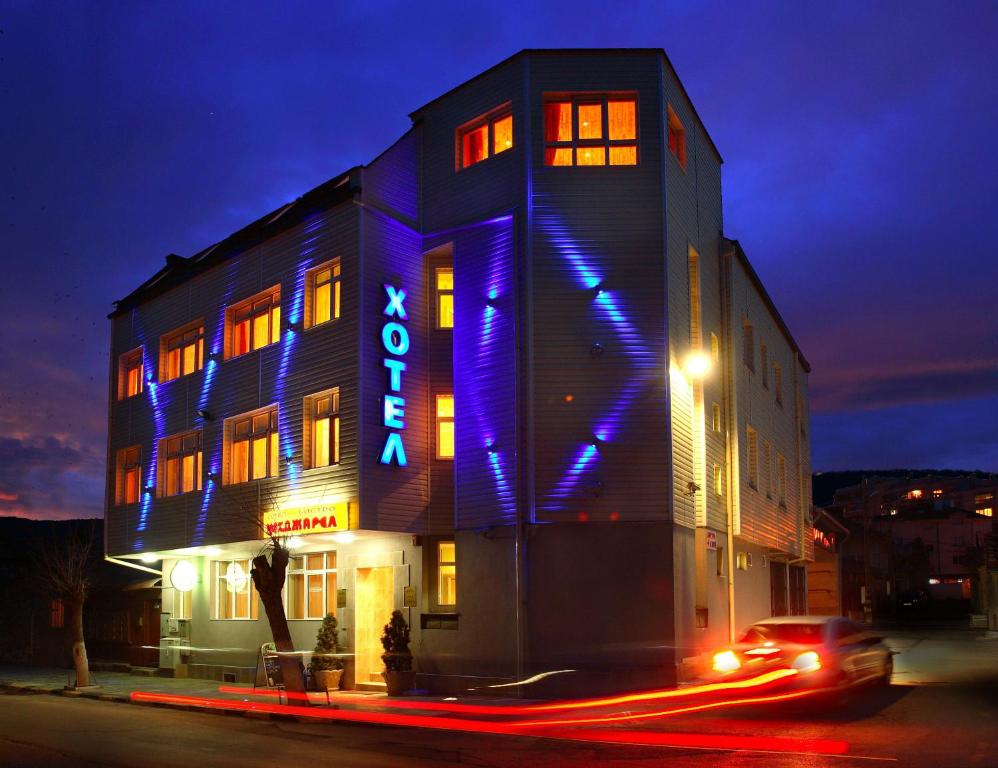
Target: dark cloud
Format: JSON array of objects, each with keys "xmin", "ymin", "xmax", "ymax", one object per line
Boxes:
[{"xmin": 0, "ymin": 436, "xmax": 104, "ymax": 520}]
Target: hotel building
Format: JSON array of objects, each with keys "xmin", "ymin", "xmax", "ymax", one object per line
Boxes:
[{"xmin": 105, "ymin": 49, "xmax": 813, "ymax": 694}]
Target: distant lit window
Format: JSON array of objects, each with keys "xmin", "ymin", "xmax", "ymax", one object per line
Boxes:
[
  {"xmin": 213, "ymin": 559, "xmax": 258, "ymax": 620},
  {"xmin": 226, "ymin": 407, "xmax": 279, "ymax": 484},
  {"xmin": 158, "ymin": 431, "xmax": 202, "ymax": 498},
  {"xmin": 544, "ymin": 96, "xmax": 637, "ymax": 166},
  {"xmin": 907, "ymin": 489, "xmax": 923, "ymax": 500},
  {"xmin": 711, "ymin": 403, "xmax": 722, "ymax": 433},
  {"xmin": 436, "ymin": 394, "xmax": 455, "ymax": 459},
  {"xmin": 118, "ymin": 348, "xmax": 144, "ymax": 400},
  {"xmin": 50, "ymin": 598, "xmax": 64, "ymax": 628},
  {"xmin": 305, "ymin": 389, "xmax": 340, "ymax": 469},
  {"xmin": 226, "ymin": 285, "xmax": 281, "ymax": 359},
  {"xmin": 746, "ymin": 426, "xmax": 758, "ymax": 489},
  {"xmin": 435, "ymin": 267, "xmax": 454, "ymax": 329},
  {"xmin": 306, "ymin": 259, "xmax": 341, "ymax": 329},
  {"xmin": 975, "ymin": 493, "xmax": 994, "ymax": 504},
  {"xmin": 437, "ymin": 541, "xmax": 456, "ymax": 606},
  {"xmin": 742, "ymin": 320, "xmax": 754, "ymax": 371},
  {"xmin": 978, "ymin": 508, "xmax": 993, "ymax": 518},
  {"xmin": 667, "ymin": 104, "xmax": 687, "ymax": 169},
  {"xmin": 457, "ymin": 104, "xmax": 513, "ymax": 169},
  {"xmin": 932, "ymin": 489, "xmax": 943, "ymax": 498},
  {"xmin": 160, "ymin": 322, "xmax": 204, "ymax": 383},
  {"xmin": 115, "ymin": 445, "xmax": 142, "ymax": 506},
  {"xmin": 287, "ymin": 552, "xmax": 337, "ymax": 620}
]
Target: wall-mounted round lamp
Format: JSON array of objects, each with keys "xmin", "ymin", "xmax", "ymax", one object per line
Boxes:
[
  {"xmin": 590, "ymin": 343, "xmax": 604, "ymax": 358},
  {"xmin": 684, "ymin": 351, "xmax": 711, "ymax": 379},
  {"xmin": 170, "ymin": 559, "xmax": 198, "ymax": 593}
]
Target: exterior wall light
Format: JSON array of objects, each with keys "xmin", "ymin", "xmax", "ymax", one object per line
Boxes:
[
  {"xmin": 170, "ymin": 559, "xmax": 198, "ymax": 593},
  {"xmin": 590, "ymin": 342, "xmax": 604, "ymax": 357},
  {"xmin": 197, "ymin": 408, "xmax": 213, "ymax": 421},
  {"xmin": 332, "ymin": 531, "xmax": 356, "ymax": 544},
  {"xmin": 285, "ymin": 318, "xmax": 302, "ymax": 332},
  {"xmin": 139, "ymin": 553, "xmax": 159, "ymax": 564},
  {"xmin": 684, "ymin": 351, "xmax": 711, "ymax": 378}
]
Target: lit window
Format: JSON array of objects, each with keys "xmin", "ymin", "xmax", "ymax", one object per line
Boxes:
[
  {"xmin": 544, "ymin": 96, "xmax": 637, "ymax": 166},
  {"xmin": 305, "ymin": 389, "xmax": 340, "ymax": 469},
  {"xmin": 158, "ymin": 431, "xmax": 202, "ymax": 497},
  {"xmin": 161, "ymin": 322, "xmax": 204, "ymax": 382},
  {"xmin": 714, "ymin": 464, "xmax": 723, "ymax": 496},
  {"xmin": 213, "ymin": 559, "xmax": 258, "ymax": 620},
  {"xmin": 978, "ymin": 508, "xmax": 993, "ymax": 518},
  {"xmin": 736, "ymin": 552, "xmax": 751, "ymax": 570},
  {"xmin": 746, "ymin": 426, "xmax": 758, "ymax": 489},
  {"xmin": 742, "ymin": 320, "xmax": 754, "ymax": 371},
  {"xmin": 287, "ymin": 552, "xmax": 337, "ymax": 620},
  {"xmin": 907, "ymin": 489, "xmax": 923, "ymax": 500},
  {"xmin": 777, "ymin": 453, "xmax": 787, "ymax": 505},
  {"xmin": 712, "ymin": 403, "xmax": 722, "ymax": 433},
  {"xmin": 457, "ymin": 105, "xmax": 513, "ymax": 169},
  {"xmin": 436, "ymin": 267, "xmax": 454, "ymax": 329},
  {"xmin": 50, "ymin": 598, "xmax": 64, "ymax": 628},
  {"xmin": 116, "ymin": 445, "xmax": 142, "ymax": 506},
  {"xmin": 932, "ymin": 489, "xmax": 943, "ymax": 498},
  {"xmin": 667, "ymin": 104, "xmax": 686, "ymax": 169},
  {"xmin": 118, "ymin": 348, "xmax": 144, "ymax": 400},
  {"xmin": 975, "ymin": 493, "xmax": 994, "ymax": 504},
  {"xmin": 438, "ymin": 541, "xmax": 456, "ymax": 606},
  {"xmin": 226, "ymin": 407, "xmax": 279, "ymax": 484},
  {"xmin": 306, "ymin": 259, "xmax": 341, "ymax": 328},
  {"xmin": 226, "ymin": 285, "xmax": 281, "ymax": 359},
  {"xmin": 774, "ymin": 363, "xmax": 783, "ymax": 405},
  {"xmin": 436, "ymin": 394, "xmax": 454, "ymax": 459}
]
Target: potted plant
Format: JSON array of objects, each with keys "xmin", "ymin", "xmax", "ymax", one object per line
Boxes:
[
  {"xmin": 380, "ymin": 610, "xmax": 414, "ymax": 696},
  {"xmin": 310, "ymin": 613, "xmax": 344, "ymax": 692}
]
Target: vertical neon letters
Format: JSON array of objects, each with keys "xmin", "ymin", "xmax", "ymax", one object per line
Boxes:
[{"xmin": 379, "ymin": 284, "xmax": 408, "ymax": 466}]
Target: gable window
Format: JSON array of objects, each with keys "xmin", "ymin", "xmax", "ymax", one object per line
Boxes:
[
  {"xmin": 435, "ymin": 267, "xmax": 454, "ymax": 329},
  {"xmin": 226, "ymin": 407, "xmax": 279, "ymax": 484},
  {"xmin": 118, "ymin": 348, "xmax": 144, "ymax": 400},
  {"xmin": 436, "ymin": 394, "xmax": 455, "ymax": 459},
  {"xmin": 287, "ymin": 552, "xmax": 337, "ymax": 620},
  {"xmin": 226, "ymin": 285, "xmax": 281, "ymax": 359},
  {"xmin": 667, "ymin": 105, "xmax": 687, "ymax": 169},
  {"xmin": 544, "ymin": 95, "xmax": 637, "ymax": 166},
  {"xmin": 742, "ymin": 320, "xmax": 755, "ymax": 371},
  {"xmin": 761, "ymin": 344, "xmax": 769, "ymax": 388},
  {"xmin": 457, "ymin": 104, "xmax": 513, "ymax": 169},
  {"xmin": 774, "ymin": 363, "xmax": 783, "ymax": 405},
  {"xmin": 437, "ymin": 541, "xmax": 456, "ymax": 606},
  {"xmin": 160, "ymin": 322, "xmax": 204, "ymax": 382},
  {"xmin": 304, "ymin": 389, "xmax": 340, "ymax": 469},
  {"xmin": 213, "ymin": 559, "xmax": 258, "ymax": 620},
  {"xmin": 306, "ymin": 259, "xmax": 341, "ymax": 329},
  {"xmin": 158, "ymin": 430, "xmax": 202, "ymax": 497},
  {"xmin": 115, "ymin": 445, "xmax": 142, "ymax": 506},
  {"xmin": 746, "ymin": 426, "xmax": 758, "ymax": 489}
]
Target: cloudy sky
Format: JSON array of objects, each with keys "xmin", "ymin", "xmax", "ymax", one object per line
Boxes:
[{"xmin": 1, "ymin": 1, "xmax": 995, "ymax": 520}]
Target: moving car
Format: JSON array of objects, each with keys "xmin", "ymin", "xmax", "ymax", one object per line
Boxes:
[{"xmin": 710, "ymin": 616, "xmax": 893, "ymax": 692}]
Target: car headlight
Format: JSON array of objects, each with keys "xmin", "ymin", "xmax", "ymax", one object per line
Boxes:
[
  {"xmin": 712, "ymin": 650, "xmax": 741, "ymax": 673},
  {"xmin": 791, "ymin": 651, "xmax": 821, "ymax": 673}
]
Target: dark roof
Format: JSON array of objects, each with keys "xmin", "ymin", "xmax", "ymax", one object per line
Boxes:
[
  {"xmin": 722, "ymin": 237, "xmax": 811, "ymax": 373},
  {"xmin": 109, "ymin": 168, "xmax": 361, "ymax": 318},
  {"xmin": 409, "ymin": 48, "xmax": 724, "ymax": 163}
]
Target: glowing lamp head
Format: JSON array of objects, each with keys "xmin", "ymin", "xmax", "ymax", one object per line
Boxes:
[
  {"xmin": 139, "ymin": 553, "xmax": 159, "ymax": 564},
  {"xmin": 684, "ymin": 351, "xmax": 711, "ymax": 378},
  {"xmin": 332, "ymin": 532, "xmax": 356, "ymax": 544},
  {"xmin": 285, "ymin": 536, "xmax": 304, "ymax": 550},
  {"xmin": 170, "ymin": 559, "xmax": 198, "ymax": 593},
  {"xmin": 791, "ymin": 650, "xmax": 822, "ymax": 673},
  {"xmin": 712, "ymin": 650, "xmax": 741, "ymax": 673}
]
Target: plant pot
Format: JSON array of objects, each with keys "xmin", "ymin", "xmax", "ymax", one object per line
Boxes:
[
  {"xmin": 314, "ymin": 668, "xmax": 343, "ymax": 692},
  {"xmin": 382, "ymin": 669, "xmax": 415, "ymax": 697}
]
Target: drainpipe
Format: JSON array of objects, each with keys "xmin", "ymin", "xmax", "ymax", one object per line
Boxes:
[{"xmin": 720, "ymin": 243, "xmax": 737, "ymax": 642}]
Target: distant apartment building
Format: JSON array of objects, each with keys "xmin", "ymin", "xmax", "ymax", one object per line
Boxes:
[{"xmin": 104, "ymin": 49, "xmax": 812, "ymax": 694}]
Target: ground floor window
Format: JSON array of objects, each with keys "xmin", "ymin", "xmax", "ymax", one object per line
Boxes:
[
  {"xmin": 212, "ymin": 559, "xmax": 258, "ymax": 620},
  {"xmin": 287, "ymin": 552, "xmax": 337, "ymax": 620},
  {"xmin": 437, "ymin": 541, "xmax": 456, "ymax": 607}
]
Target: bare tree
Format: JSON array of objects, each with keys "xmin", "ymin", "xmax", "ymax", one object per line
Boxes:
[{"xmin": 38, "ymin": 521, "xmax": 98, "ymax": 688}]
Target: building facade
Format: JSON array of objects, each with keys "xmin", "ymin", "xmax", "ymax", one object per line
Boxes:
[{"xmin": 105, "ymin": 49, "xmax": 812, "ymax": 694}]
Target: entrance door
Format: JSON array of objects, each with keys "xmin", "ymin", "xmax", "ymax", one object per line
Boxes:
[
  {"xmin": 770, "ymin": 561, "xmax": 788, "ymax": 616},
  {"xmin": 354, "ymin": 566, "xmax": 394, "ymax": 687}
]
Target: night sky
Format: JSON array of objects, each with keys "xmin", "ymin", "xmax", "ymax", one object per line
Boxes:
[{"xmin": 1, "ymin": 2, "xmax": 995, "ymax": 521}]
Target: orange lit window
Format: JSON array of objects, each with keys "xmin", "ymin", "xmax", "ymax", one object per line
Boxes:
[
  {"xmin": 544, "ymin": 95, "xmax": 637, "ymax": 166},
  {"xmin": 305, "ymin": 389, "xmax": 340, "ymax": 469},
  {"xmin": 213, "ymin": 559, "xmax": 259, "ymax": 620},
  {"xmin": 158, "ymin": 430, "xmax": 202, "ymax": 497},
  {"xmin": 226, "ymin": 286, "xmax": 281, "ymax": 359},
  {"xmin": 436, "ymin": 267, "xmax": 454, "ymax": 329},
  {"xmin": 287, "ymin": 552, "xmax": 337, "ymax": 620},
  {"xmin": 667, "ymin": 104, "xmax": 687, "ymax": 169},
  {"xmin": 436, "ymin": 394, "xmax": 454, "ymax": 459},
  {"xmin": 160, "ymin": 322, "xmax": 204, "ymax": 382},
  {"xmin": 306, "ymin": 259, "xmax": 341, "ymax": 329},
  {"xmin": 906, "ymin": 489, "xmax": 923, "ymax": 500},
  {"xmin": 118, "ymin": 348, "xmax": 144, "ymax": 400},
  {"xmin": 457, "ymin": 104, "xmax": 513, "ymax": 169},
  {"xmin": 978, "ymin": 508, "xmax": 993, "ymax": 518},
  {"xmin": 227, "ymin": 407, "xmax": 279, "ymax": 484},
  {"xmin": 116, "ymin": 445, "xmax": 142, "ymax": 506},
  {"xmin": 437, "ymin": 541, "xmax": 456, "ymax": 606}
]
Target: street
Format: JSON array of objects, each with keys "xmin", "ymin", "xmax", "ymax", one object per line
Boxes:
[{"xmin": 1, "ymin": 625, "xmax": 995, "ymax": 767}]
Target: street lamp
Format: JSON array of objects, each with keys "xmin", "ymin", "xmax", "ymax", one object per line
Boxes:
[{"xmin": 685, "ymin": 350, "xmax": 711, "ymax": 378}]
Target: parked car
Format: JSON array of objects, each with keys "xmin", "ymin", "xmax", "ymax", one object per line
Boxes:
[{"xmin": 709, "ymin": 616, "xmax": 893, "ymax": 693}]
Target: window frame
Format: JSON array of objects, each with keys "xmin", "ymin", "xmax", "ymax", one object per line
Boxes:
[
  {"xmin": 116, "ymin": 445, "xmax": 142, "ymax": 506},
  {"xmin": 305, "ymin": 259, "xmax": 341, "ymax": 330},
  {"xmin": 435, "ymin": 393, "xmax": 455, "ymax": 460},
  {"xmin": 434, "ymin": 266, "xmax": 454, "ymax": 330},
  {"xmin": 303, "ymin": 388, "xmax": 340, "ymax": 470},
  {"xmin": 543, "ymin": 93, "xmax": 639, "ymax": 167},
  {"xmin": 157, "ymin": 429, "xmax": 203, "ymax": 498},
  {"xmin": 225, "ymin": 285, "xmax": 282, "ymax": 360},
  {"xmin": 212, "ymin": 558, "xmax": 259, "ymax": 621},
  {"xmin": 225, "ymin": 406, "xmax": 280, "ymax": 485},
  {"xmin": 285, "ymin": 551, "xmax": 338, "ymax": 621},
  {"xmin": 117, "ymin": 347, "xmax": 144, "ymax": 400},
  {"xmin": 455, "ymin": 102, "xmax": 514, "ymax": 171},
  {"xmin": 159, "ymin": 320, "xmax": 205, "ymax": 383}
]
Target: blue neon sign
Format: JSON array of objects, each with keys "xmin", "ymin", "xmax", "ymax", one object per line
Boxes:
[{"xmin": 379, "ymin": 283, "xmax": 408, "ymax": 466}]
